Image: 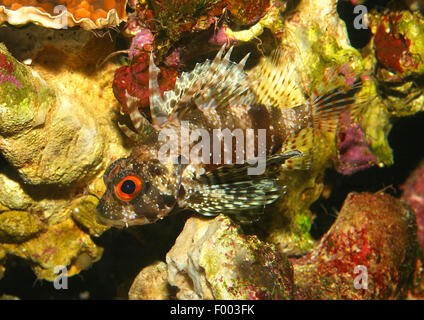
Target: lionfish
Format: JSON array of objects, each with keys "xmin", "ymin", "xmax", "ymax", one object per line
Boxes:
[{"xmin": 96, "ymin": 45, "xmax": 362, "ymax": 227}]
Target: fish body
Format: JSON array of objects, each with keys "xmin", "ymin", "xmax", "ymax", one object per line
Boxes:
[{"xmin": 97, "ymin": 45, "xmax": 363, "ymax": 227}]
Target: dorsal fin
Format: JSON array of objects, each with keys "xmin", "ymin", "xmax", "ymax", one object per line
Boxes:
[
  {"xmin": 118, "ymin": 90, "xmax": 153, "ymax": 142},
  {"xmin": 158, "ymin": 45, "xmax": 255, "ymax": 123},
  {"xmin": 252, "ymin": 46, "xmax": 306, "ymax": 110},
  {"xmin": 149, "ymin": 53, "xmax": 171, "ymax": 128}
]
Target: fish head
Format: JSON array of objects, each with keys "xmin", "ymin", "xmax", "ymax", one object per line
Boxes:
[{"xmin": 96, "ymin": 148, "xmax": 180, "ymax": 227}]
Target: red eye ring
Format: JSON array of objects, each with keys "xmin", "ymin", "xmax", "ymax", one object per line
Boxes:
[{"xmin": 114, "ymin": 175, "xmax": 143, "ymax": 202}]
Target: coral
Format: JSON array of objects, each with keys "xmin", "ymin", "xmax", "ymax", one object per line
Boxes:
[
  {"xmin": 213, "ymin": 0, "xmax": 286, "ymax": 45},
  {"xmin": 368, "ymin": 9, "xmax": 424, "ymax": 115},
  {"xmin": 0, "ymin": 35, "xmax": 130, "ymax": 281},
  {"xmin": 292, "ymin": 192, "xmax": 417, "ymax": 299},
  {"xmin": 113, "ymin": 52, "xmax": 179, "ymax": 113},
  {"xmin": 148, "ymin": 0, "xmax": 226, "ymax": 42},
  {"xmin": 1, "ymin": 218, "xmax": 103, "ymax": 280},
  {"xmin": 402, "ymin": 162, "xmax": 424, "ymax": 251},
  {"xmin": 129, "ymin": 261, "xmax": 171, "ymax": 300},
  {"xmin": 351, "ymin": 7, "xmax": 424, "ymax": 171},
  {"xmin": 335, "ymin": 113, "xmax": 379, "ymax": 175},
  {"xmin": 165, "ymin": 216, "xmax": 293, "ymax": 300},
  {"xmin": 0, "ymin": 25, "xmax": 116, "ymax": 70},
  {"xmin": 0, "ymin": 0, "xmax": 127, "ymax": 30},
  {"xmin": 227, "ymin": 0, "xmax": 270, "ymax": 26},
  {"xmin": 371, "ymin": 11, "xmax": 424, "ymax": 77}
]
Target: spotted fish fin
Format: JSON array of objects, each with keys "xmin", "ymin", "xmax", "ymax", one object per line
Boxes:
[
  {"xmin": 159, "ymin": 45, "xmax": 254, "ymax": 123},
  {"xmin": 149, "ymin": 53, "xmax": 172, "ymax": 128},
  {"xmin": 281, "ymin": 128, "xmax": 314, "ymax": 170},
  {"xmin": 312, "ymin": 79, "xmax": 363, "ymax": 135},
  {"xmin": 119, "ymin": 90, "xmax": 153, "ymax": 142},
  {"xmin": 188, "ymin": 151, "xmax": 302, "ymax": 223},
  {"xmin": 252, "ymin": 46, "xmax": 306, "ymax": 110},
  {"xmin": 281, "ymin": 80, "xmax": 364, "ymax": 170}
]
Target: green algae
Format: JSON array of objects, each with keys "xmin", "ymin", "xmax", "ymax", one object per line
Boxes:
[
  {"xmin": 71, "ymin": 196, "xmax": 109, "ymax": 237},
  {"xmin": 0, "ymin": 43, "xmax": 54, "ymax": 136}
]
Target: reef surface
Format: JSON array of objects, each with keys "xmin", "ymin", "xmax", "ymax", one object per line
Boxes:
[{"xmin": 0, "ymin": 0, "xmax": 423, "ymax": 299}]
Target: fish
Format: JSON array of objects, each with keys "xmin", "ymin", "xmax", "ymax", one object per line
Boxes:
[{"xmin": 96, "ymin": 45, "xmax": 363, "ymax": 227}]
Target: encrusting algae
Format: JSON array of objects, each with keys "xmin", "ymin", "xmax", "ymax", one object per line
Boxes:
[{"xmin": 0, "ymin": 0, "xmax": 423, "ymax": 299}]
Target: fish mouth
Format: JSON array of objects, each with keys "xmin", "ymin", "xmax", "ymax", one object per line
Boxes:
[
  {"xmin": 95, "ymin": 203, "xmax": 152, "ymax": 228},
  {"xmin": 95, "ymin": 213, "xmax": 152, "ymax": 228},
  {"xmin": 95, "ymin": 213, "xmax": 127, "ymax": 228}
]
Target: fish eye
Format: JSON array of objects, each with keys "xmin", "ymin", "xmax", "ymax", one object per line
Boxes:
[{"xmin": 114, "ymin": 175, "xmax": 143, "ymax": 202}]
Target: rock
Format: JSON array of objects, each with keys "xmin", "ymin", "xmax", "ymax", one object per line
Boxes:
[
  {"xmin": 292, "ymin": 192, "xmax": 418, "ymax": 299},
  {"xmin": 401, "ymin": 162, "xmax": 424, "ymax": 299},
  {"xmin": 227, "ymin": 0, "xmax": 271, "ymax": 26},
  {"xmin": 0, "ymin": 172, "xmax": 34, "ymax": 211},
  {"xmin": 71, "ymin": 196, "xmax": 109, "ymax": 237},
  {"xmin": 402, "ymin": 161, "xmax": 424, "ymax": 251},
  {"xmin": 0, "ymin": 294, "xmax": 19, "ymax": 300},
  {"xmin": 129, "ymin": 261, "xmax": 171, "ymax": 300},
  {"xmin": 0, "ymin": 24, "xmax": 116, "ymax": 70},
  {"xmin": 0, "ymin": 43, "xmax": 104, "ymax": 186},
  {"xmin": 166, "ymin": 216, "xmax": 293, "ymax": 300},
  {"xmin": 0, "ymin": 247, "xmax": 5, "ymax": 280},
  {"xmin": 0, "ymin": 210, "xmax": 43, "ymax": 243},
  {"xmin": 0, "ymin": 38, "xmax": 130, "ymax": 281},
  {"xmin": 1, "ymin": 218, "xmax": 103, "ymax": 281}
]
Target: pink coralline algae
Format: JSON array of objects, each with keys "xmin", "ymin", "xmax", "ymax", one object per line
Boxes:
[
  {"xmin": 292, "ymin": 192, "xmax": 417, "ymax": 299},
  {"xmin": 402, "ymin": 162, "xmax": 424, "ymax": 251},
  {"xmin": 209, "ymin": 25, "xmax": 237, "ymax": 46},
  {"xmin": 128, "ymin": 29, "xmax": 155, "ymax": 60},
  {"xmin": 113, "ymin": 25, "xmax": 181, "ymax": 114},
  {"xmin": 0, "ymin": 53, "xmax": 21, "ymax": 88},
  {"xmin": 373, "ymin": 13, "xmax": 418, "ymax": 75},
  {"xmin": 336, "ymin": 113, "xmax": 379, "ymax": 175}
]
